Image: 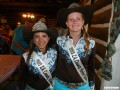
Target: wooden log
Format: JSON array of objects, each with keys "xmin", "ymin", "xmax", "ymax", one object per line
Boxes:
[
  {"xmin": 92, "ymin": 9, "xmax": 112, "ymax": 24},
  {"xmin": 88, "ymin": 27, "xmax": 108, "ymax": 42},
  {"xmin": 95, "ymin": 69, "xmax": 101, "ymax": 90},
  {"xmin": 95, "ymin": 57, "xmax": 101, "ymax": 70},
  {"xmin": 96, "ymin": 43, "xmax": 106, "ymax": 59},
  {"xmin": 92, "ymin": 0, "xmax": 112, "ymax": 11}
]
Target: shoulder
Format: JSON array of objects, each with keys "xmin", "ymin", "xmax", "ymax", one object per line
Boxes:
[
  {"xmin": 22, "ymin": 52, "xmax": 29, "ymax": 62},
  {"xmin": 88, "ymin": 38, "xmax": 96, "ymax": 49},
  {"xmin": 22, "ymin": 51, "xmax": 29, "ymax": 56},
  {"xmin": 57, "ymin": 36, "xmax": 66, "ymax": 40},
  {"xmin": 49, "ymin": 48, "xmax": 57, "ymax": 55},
  {"xmin": 57, "ymin": 36, "xmax": 66, "ymax": 45},
  {"xmin": 14, "ymin": 25, "xmax": 25, "ymax": 31}
]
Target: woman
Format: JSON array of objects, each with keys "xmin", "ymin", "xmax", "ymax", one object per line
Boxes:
[
  {"xmin": 18, "ymin": 21, "xmax": 57, "ymax": 90},
  {"xmin": 54, "ymin": 3, "xmax": 96, "ymax": 90}
]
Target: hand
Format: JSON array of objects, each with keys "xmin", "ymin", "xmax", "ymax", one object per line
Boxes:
[{"xmin": 89, "ymin": 81, "xmax": 95, "ymax": 90}]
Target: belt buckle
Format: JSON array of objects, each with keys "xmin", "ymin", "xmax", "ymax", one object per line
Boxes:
[
  {"xmin": 66, "ymin": 83, "xmax": 80, "ymax": 89},
  {"xmin": 56, "ymin": 78, "xmax": 85, "ymax": 89}
]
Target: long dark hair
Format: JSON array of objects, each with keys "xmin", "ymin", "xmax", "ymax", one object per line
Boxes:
[{"xmin": 26, "ymin": 40, "xmax": 35, "ymax": 65}]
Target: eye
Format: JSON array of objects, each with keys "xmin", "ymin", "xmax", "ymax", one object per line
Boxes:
[
  {"xmin": 67, "ymin": 18, "xmax": 73, "ymax": 22},
  {"xmin": 69, "ymin": 19, "xmax": 73, "ymax": 21},
  {"xmin": 34, "ymin": 35, "xmax": 39, "ymax": 38},
  {"xmin": 42, "ymin": 34, "xmax": 48, "ymax": 38},
  {"xmin": 77, "ymin": 18, "xmax": 81, "ymax": 20}
]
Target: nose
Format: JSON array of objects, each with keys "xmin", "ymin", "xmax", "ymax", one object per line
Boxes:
[
  {"xmin": 72, "ymin": 19, "xmax": 77, "ymax": 23},
  {"xmin": 38, "ymin": 36, "xmax": 43, "ymax": 42}
]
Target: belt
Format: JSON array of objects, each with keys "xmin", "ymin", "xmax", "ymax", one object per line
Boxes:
[{"xmin": 56, "ymin": 78, "xmax": 86, "ymax": 89}]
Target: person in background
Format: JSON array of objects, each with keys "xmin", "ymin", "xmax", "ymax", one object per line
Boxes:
[
  {"xmin": 10, "ymin": 20, "xmax": 34, "ymax": 55},
  {"xmin": 18, "ymin": 21, "xmax": 57, "ymax": 90},
  {"xmin": 39, "ymin": 18, "xmax": 46, "ymax": 24},
  {"xmin": 54, "ymin": 3, "xmax": 96, "ymax": 90},
  {"xmin": 0, "ymin": 34, "xmax": 10, "ymax": 54},
  {"xmin": 56, "ymin": 26, "xmax": 67, "ymax": 36},
  {"xmin": 0, "ymin": 18, "xmax": 14, "ymax": 41},
  {"xmin": 0, "ymin": 22, "xmax": 13, "ymax": 53}
]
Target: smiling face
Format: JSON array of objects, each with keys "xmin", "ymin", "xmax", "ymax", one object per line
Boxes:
[
  {"xmin": 33, "ymin": 32, "xmax": 50, "ymax": 53},
  {"xmin": 66, "ymin": 12, "xmax": 84, "ymax": 33}
]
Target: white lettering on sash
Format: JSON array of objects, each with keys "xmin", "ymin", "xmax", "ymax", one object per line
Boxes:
[
  {"xmin": 32, "ymin": 51, "xmax": 53, "ymax": 87},
  {"xmin": 66, "ymin": 39, "xmax": 88, "ymax": 83}
]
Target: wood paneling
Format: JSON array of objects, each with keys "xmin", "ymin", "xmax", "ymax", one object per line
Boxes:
[
  {"xmin": 88, "ymin": 0, "xmax": 112, "ymax": 89},
  {"xmin": 96, "ymin": 42, "xmax": 106, "ymax": 59},
  {"xmin": 95, "ymin": 57, "xmax": 101, "ymax": 70},
  {"xmin": 92, "ymin": 0, "xmax": 112, "ymax": 11},
  {"xmin": 92, "ymin": 9, "xmax": 112, "ymax": 24},
  {"xmin": 0, "ymin": 1, "xmax": 68, "ymax": 29},
  {"xmin": 47, "ymin": 18, "xmax": 56, "ymax": 27},
  {"xmin": 88, "ymin": 27, "xmax": 108, "ymax": 42},
  {"xmin": 95, "ymin": 69, "xmax": 101, "ymax": 90}
]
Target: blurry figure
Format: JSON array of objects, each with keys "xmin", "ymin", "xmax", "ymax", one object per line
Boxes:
[
  {"xmin": 0, "ymin": 23, "xmax": 13, "ymax": 40},
  {"xmin": 56, "ymin": 27, "xmax": 67, "ymax": 36},
  {"xmin": 0, "ymin": 17, "xmax": 9, "ymax": 35},
  {"xmin": 0, "ymin": 17, "xmax": 13, "ymax": 52},
  {"xmin": 6, "ymin": 25, "xmax": 14, "ymax": 46},
  {"xmin": 8, "ymin": 25, "xmax": 14, "ymax": 39},
  {"xmin": 0, "ymin": 23, "xmax": 9, "ymax": 34},
  {"xmin": 10, "ymin": 20, "xmax": 34, "ymax": 55},
  {"xmin": 22, "ymin": 20, "xmax": 35, "ymax": 44},
  {"xmin": 17, "ymin": 22, "xmax": 21, "ymax": 27},
  {"xmin": 39, "ymin": 17, "xmax": 46, "ymax": 24},
  {"xmin": 0, "ymin": 35, "xmax": 10, "ymax": 54}
]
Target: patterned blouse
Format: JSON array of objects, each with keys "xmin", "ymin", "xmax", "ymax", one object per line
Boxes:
[
  {"xmin": 19, "ymin": 47, "xmax": 57, "ymax": 90},
  {"xmin": 55, "ymin": 35, "xmax": 96, "ymax": 84}
]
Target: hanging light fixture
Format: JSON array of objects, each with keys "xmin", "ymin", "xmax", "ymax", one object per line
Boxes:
[{"xmin": 22, "ymin": 13, "xmax": 35, "ymax": 19}]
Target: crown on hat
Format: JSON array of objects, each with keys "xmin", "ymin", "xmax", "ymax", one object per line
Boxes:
[
  {"xmin": 68, "ymin": 2, "xmax": 80, "ymax": 8},
  {"xmin": 32, "ymin": 21, "xmax": 47, "ymax": 32}
]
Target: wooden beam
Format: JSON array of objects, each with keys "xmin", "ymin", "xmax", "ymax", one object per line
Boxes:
[
  {"xmin": 88, "ymin": 27, "xmax": 108, "ymax": 42},
  {"xmin": 92, "ymin": 9, "xmax": 112, "ymax": 24},
  {"xmin": 0, "ymin": 2, "xmax": 66, "ymax": 8},
  {"xmin": 96, "ymin": 42, "xmax": 107, "ymax": 59},
  {"xmin": 92, "ymin": 0, "xmax": 112, "ymax": 11}
]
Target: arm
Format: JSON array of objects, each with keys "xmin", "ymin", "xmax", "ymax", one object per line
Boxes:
[
  {"xmin": 12, "ymin": 41, "xmax": 29, "ymax": 52},
  {"xmin": 17, "ymin": 56, "xmax": 28, "ymax": 90},
  {"xmin": 88, "ymin": 44, "xmax": 96, "ymax": 89}
]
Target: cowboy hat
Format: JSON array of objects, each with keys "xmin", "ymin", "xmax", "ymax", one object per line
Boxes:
[
  {"xmin": 57, "ymin": 4, "xmax": 94, "ymax": 28},
  {"xmin": 32, "ymin": 21, "xmax": 58, "ymax": 47}
]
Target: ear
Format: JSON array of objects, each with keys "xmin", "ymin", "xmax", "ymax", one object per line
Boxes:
[
  {"xmin": 66, "ymin": 21, "xmax": 68, "ymax": 28},
  {"xmin": 32, "ymin": 39, "xmax": 35, "ymax": 44},
  {"xmin": 48, "ymin": 36, "xmax": 50, "ymax": 40},
  {"xmin": 30, "ymin": 39, "xmax": 34, "ymax": 46},
  {"xmin": 82, "ymin": 20, "xmax": 85, "ymax": 26}
]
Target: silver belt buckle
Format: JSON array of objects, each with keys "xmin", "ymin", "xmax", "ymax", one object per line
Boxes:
[
  {"xmin": 66, "ymin": 83, "xmax": 81, "ymax": 89},
  {"xmin": 57, "ymin": 78, "xmax": 85, "ymax": 89}
]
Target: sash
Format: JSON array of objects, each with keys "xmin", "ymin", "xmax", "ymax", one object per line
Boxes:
[
  {"xmin": 23, "ymin": 51, "xmax": 53, "ymax": 88},
  {"xmin": 66, "ymin": 39, "xmax": 88, "ymax": 83}
]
